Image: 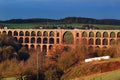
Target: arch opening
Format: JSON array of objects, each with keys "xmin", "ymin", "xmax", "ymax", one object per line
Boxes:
[
  {"xmin": 103, "ymin": 39, "xmax": 108, "ymax": 45},
  {"xmin": 82, "ymin": 31, "xmax": 87, "ymax": 37},
  {"xmin": 96, "ymin": 39, "xmax": 101, "ymax": 45},
  {"xmin": 14, "ymin": 31, "xmax": 18, "ymax": 36},
  {"xmin": 96, "ymin": 32, "xmax": 101, "ymax": 37},
  {"xmin": 25, "ymin": 37, "xmax": 29, "ymax": 43},
  {"xmin": 62, "ymin": 31, "xmax": 74, "ymax": 44},
  {"xmin": 49, "ymin": 38, "xmax": 54, "ymax": 44},
  {"xmin": 43, "ymin": 38, "xmax": 48, "ymax": 44},
  {"xmin": 89, "ymin": 38, "xmax": 94, "ymax": 45},
  {"xmin": 89, "ymin": 31, "xmax": 94, "ymax": 37},
  {"xmin": 110, "ymin": 32, "xmax": 115, "ymax": 38},
  {"xmin": 25, "ymin": 31, "xmax": 30, "ymax": 36},
  {"xmin": 103, "ymin": 32, "xmax": 108, "ymax": 37}
]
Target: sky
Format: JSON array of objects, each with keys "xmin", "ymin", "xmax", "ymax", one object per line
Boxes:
[{"xmin": 0, "ymin": 0, "xmax": 120, "ymax": 20}]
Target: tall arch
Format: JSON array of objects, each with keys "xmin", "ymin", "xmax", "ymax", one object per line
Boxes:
[
  {"xmin": 37, "ymin": 38, "xmax": 41, "ymax": 43},
  {"xmin": 42, "ymin": 45, "xmax": 47, "ymax": 54},
  {"xmin": 36, "ymin": 45, "xmax": 41, "ymax": 51},
  {"xmin": 31, "ymin": 31, "xmax": 36, "ymax": 36},
  {"xmin": 110, "ymin": 32, "xmax": 115, "ymax": 38},
  {"xmin": 25, "ymin": 31, "xmax": 30, "ymax": 36},
  {"xmin": 25, "ymin": 37, "xmax": 29, "ymax": 43},
  {"xmin": 110, "ymin": 39, "xmax": 115, "ymax": 45},
  {"xmin": 89, "ymin": 38, "xmax": 94, "ymax": 45},
  {"xmin": 62, "ymin": 31, "xmax": 74, "ymax": 44},
  {"xmin": 103, "ymin": 39, "xmax": 108, "ymax": 45},
  {"xmin": 8, "ymin": 31, "xmax": 12, "ymax": 36},
  {"xmin": 82, "ymin": 31, "xmax": 87, "ymax": 37},
  {"xmin": 43, "ymin": 38, "xmax": 48, "ymax": 44},
  {"xmin": 103, "ymin": 32, "xmax": 108, "ymax": 37},
  {"xmin": 19, "ymin": 31, "xmax": 24, "ymax": 36},
  {"xmin": 37, "ymin": 31, "xmax": 42, "ymax": 36},
  {"xmin": 57, "ymin": 38, "xmax": 59, "ymax": 44},
  {"xmin": 49, "ymin": 45, "xmax": 53, "ymax": 50},
  {"xmin": 96, "ymin": 39, "xmax": 101, "ymax": 45},
  {"xmin": 49, "ymin": 38, "xmax": 54, "ymax": 44},
  {"xmin": 2, "ymin": 31, "xmax": 6, "ymax": 34},
  {"xmin": 49, "ymin": 31, "xmax": 54, "ymax": 37},
  {"xmin": 31, "ymin": 37, "xmax": 35, "ymax": 43},
  {"xmin": 57, "ymin": 32, "xmax": 59, "ymax": 37},
  {"xmin": 89, "ymin": 31, "xmax": 94, "ymax": 37},
  {"xmin": 24, "ymin": 44, "xmax": 28, "ymax": 49},
  {"xmin": 96, "ymin": 32, "xmax": 101, "ymax": 37},
  {"xmin": 82, "ymin": 38, "xmax": 87, "ymax": 45},
  {"xmin": 117, "ymin": 32, "xmax": 120, "ymax": 38},
  {"xmin": 14, "ymin": 31, "xmax": 18, "ymax": 36},
  {"xmin": 76, "ymin": 33, "xmax": 79, "ymax": 37},
  {"xmin": 19, "ymin": 37, "xmax": 23, "ymax": 43},
  {"xmin": 43, "ymin": 31, "xmax": 48, "ymax": 36}
]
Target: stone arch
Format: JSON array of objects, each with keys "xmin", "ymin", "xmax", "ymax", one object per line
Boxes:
[
  {"xmin": 96, "ymin": 38, "xmax": 101, "ymax": 45},
  {"xmin": 31, "ymin": 37, "xmax": 35, "ymax": 43},
  {"xmin": 14, "ymin": 31, "xmax": 18, "ymax": 36},
  {"xmin": 13, "ymin": 37, "xmax": 17, "ymax": 42},
  {"xmin": 96, "ymin": 32, "xmax": 101, "ymax": 37},
  {"xmin": 82, "ymin": 31, "xmax": 87, "ymax": 37},
  {"xmin": 95, "ymin": 46, "xmax": 100, "ymax": 49},
  {"xmin": 37, "ymin": 31, "xmax": 42, "ymax": 36},
  {"xmin": 30, "ymin": 45, "xmax": 34, "ymax": 49},
  {"xmin": 103, "ymin": 39, "xmax": 108, "ymax": 45},
  {"xmin": 19, "ymin": 31, "xmax": 24, "ymax": 36},
  {"xmin": 43, "ymin": 31, "xmax": 48, "ymax": 36},
  {"xmin": 8, "ymin": 31, "xmax": 12, "ymax": 36},
  {"xmin": 110, "ymin": 32, "xmax": 115, "ymax": 38},
  {"xmin": 62, "ymin": 31, "xmax": 74, "ymax": 44},
  {"xmin": 37, "ymin": 38, "xmax": 41, "ymax": 43},
  {"xmin": 117, "ymin": 32, "xmax": 120, "ymax": 38},
  {"xmin": 110, "ymin": 39, "xmax": 115, "ymax": 45},
  {"xmin": 43, "ymin": 38, "xmax": 48, "ymax": 44},
  {"xmin": 49, "ymin": 38, "xmax": 54, "ymax": 44},
  {"xmin": 25, "ymin": 37, "xmax": 29, "ymax": 43},
  {"xmin": 89, "ymin": 31, "xmax": 94, "ymax": 37},
  {"xmin": 82, "ymin": 38, "xmax": 87, "ymax": 45},
  {"xmin": 49, "ymin": 31, "xmax": 54, "ymax": 37},
  {"xmin": 25, "ymin": 31, "xmax": 30, "ymax": 36},
  {"xmin": 2, "ymin": 31, "xmax": 6, "ymax": 34},
  {"xmin": 19, "ymin": 37, "xmax": 23, "ymax": 43},
  {"xmin": 49, "ymin": 45, "xmax": 53, "ymax": 50},
  {"xmin": 42, "ymin": 45, "xmax": 47, "ymax": 54},
  {"xmin": 36, "ymin": 45, "xmax": 41, "ymax": 51},
  {"xmin": 31, "ymin": 31, "xmax": 36, "ymax": 36},
  {"xmin": 76, "ymin": 33, "xmax": 79, "ymax": 37},
  {"xmin": 103, "ymin": 32, "xmax": 108, "ymax": 37},
  {"xmin": 57, "ymin": 38, "xmax": 59, "ymax": 44},
  {"xmin": 57, "ymin": 32, "xmax": 59, "ymax": 37},
  {"xmin": 89, "ymin": 38, "xmax": 94, "ymax": 45},
  {"xmin": 24, "ymin": 44, "xmax": 28, "ymax": 49}
]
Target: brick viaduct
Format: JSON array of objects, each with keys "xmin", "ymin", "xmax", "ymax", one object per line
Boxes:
[{"xmin": 0, "ymin": 28, "xmax": 120, "ymax": 55}]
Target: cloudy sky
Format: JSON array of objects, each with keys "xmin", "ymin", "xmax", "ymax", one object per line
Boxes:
[{"xmin": 0, "ymin": 0, "xmax": 120, "ymax": 20}]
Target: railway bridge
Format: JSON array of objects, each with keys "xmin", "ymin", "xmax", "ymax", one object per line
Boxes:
[{"xmin": 0, "ymin": 28, "xmax": 120, "ymax": 55}]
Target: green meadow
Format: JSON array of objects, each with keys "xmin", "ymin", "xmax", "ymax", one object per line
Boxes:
[{"xmin": 1, "ymin": 23, "xmax": 120, "ymax": 29}]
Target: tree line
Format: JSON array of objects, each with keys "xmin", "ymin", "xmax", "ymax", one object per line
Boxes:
[{"xmin": 1, "ymin": 17, "xmax": 120, "ymax": 25}]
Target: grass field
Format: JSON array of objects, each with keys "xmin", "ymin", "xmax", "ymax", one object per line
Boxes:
[
  {"xmin": 80, "ymin": 69, "xmax": 120, "ymax": 80},
  {"xmin": 1, "ymin": 23, "xmax": 120, "ymax": 29}
]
